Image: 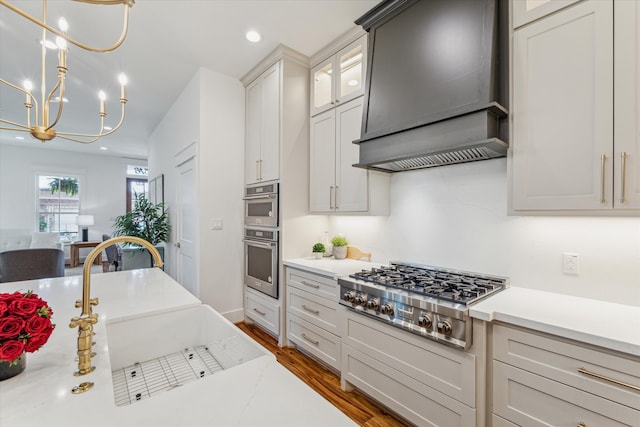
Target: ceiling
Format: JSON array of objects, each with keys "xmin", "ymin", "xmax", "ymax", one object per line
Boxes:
[{"xmin": 0, "ymin": 0, "xmax": 379, "ymax": 159}]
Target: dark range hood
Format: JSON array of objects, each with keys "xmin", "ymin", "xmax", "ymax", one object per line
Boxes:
[{"xmin": 354, "ymin": 0, "xmax": 509, "ymax": 172}]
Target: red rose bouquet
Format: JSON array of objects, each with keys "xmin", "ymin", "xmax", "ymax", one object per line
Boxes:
[{"xmin": 0, "ymin": 291, "xmax": 55, "ymax": 364}]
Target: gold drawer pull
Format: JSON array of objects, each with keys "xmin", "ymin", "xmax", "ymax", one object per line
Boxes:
[
  {"xmin": 620, "ymin": 151, "xmax": 627, "ymax": 204},
  {"xmin": 302, "ymin": 304, "xmax": 320, "ymax": 315},
  {"xmin": 577, "ymin": 423, "xmax": 586, "ymax": 427},
  {"xmin": 578, "ymin": 367, "xmax": 640, "ymax": 392},
  {"xmin": 252, "ymin": 308, "xmax": 266, "ymax": 316},
  {"xmin": 301, "ymin": 280, "xmax": 320, "ymax": 289},
  {"xmin": 301, "ymin": 333, "xmax": 319, "ymax": 345},
  {"xmin": 600, "ymin": 154, "xmax": 607, "ymax": 204}
]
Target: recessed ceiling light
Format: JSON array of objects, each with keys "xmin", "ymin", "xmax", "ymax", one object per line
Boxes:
[
  {"xmin": 99, "ymin": 146, "xmax": 108, "ymax": 151},
  {"xmin": 15, "ymin": 136, "xmax": 25, "ymax": 140},
  {"xmin": 103, "ymin": 125, "xmax": 113, "ymax": 131},
  {"xmin": 246, "ymin": 30, "xmax": 261, "ymax": 43},
  {"xmin": 348, "ymin": 79, "xmax": 359, "ymax": 87}
]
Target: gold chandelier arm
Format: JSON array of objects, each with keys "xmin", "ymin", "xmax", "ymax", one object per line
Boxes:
[
  {"xmin": 45, "ymin": 79, "xmax": 65, "ymax": 131},
  {"xmin": 0, "ymin": 0, "xmax": 133, "ymax": 53},
  {"xmin": 0, "ymin": 77, "xmax": 39, "ymax": 126},
  {"xmin": 0, "ymin": 120, "xmax": 31, "ymax": 131},
  {"xmin": 55, "ymin": 100, "xmax": 126, "ymax": 142}
]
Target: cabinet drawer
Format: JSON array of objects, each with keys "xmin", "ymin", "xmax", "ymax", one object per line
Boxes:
[
  {"xmin": 343, "ymin": 311, "xmax": 476, "ymax": 406},
  {"xmin": 287, "ymin": 314, "xmax": 340, "ymax": 371},
  {"xmin": 287, "ymin": 286, "xmax": 339, "ymax": 335},
  {"xmin": 342, "ymin": 344, "xmax": 475, "ymax": 427},
  {"xmin": 493, "ymin": 324, "xmax": 640, "ymax": 409},
  {"xmin": 493, "ymin": 361, "xmax": 640, "ymax": 426},
  {"xmin": 491, "ymin": 414, "xmax": 518, "ymax": 427},
  {"xmin": 286, "ymin": 268, "xmax": 337, "ymax": 300},
  {"xmin": 245, "ymin": 291, "xmax": 280, "ymax": 336}
]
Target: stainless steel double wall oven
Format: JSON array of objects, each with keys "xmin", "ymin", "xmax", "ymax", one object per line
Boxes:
[{"xmin": 243, "ymin": 182, "xmax": 279, "ymax": 298}]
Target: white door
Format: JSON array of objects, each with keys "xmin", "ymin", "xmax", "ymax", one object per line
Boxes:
[{"xmin": 176, "ymin": 156, "xmax": 198, "ymax": 297}]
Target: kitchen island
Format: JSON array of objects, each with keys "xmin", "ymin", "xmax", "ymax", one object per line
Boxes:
[{"xmin": 0, "ymin": 268, "xmax": 357, "ymax": 427}]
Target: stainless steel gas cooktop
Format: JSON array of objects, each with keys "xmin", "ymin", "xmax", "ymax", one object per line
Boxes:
[{"xmin": 338, "ymin": 262, "xmax": 508, "ymax": 349}]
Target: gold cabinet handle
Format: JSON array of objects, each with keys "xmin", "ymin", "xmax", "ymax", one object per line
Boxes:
[
  {"xmin": 621, "ymin": 152, "xmax": 627, "ymax": 204},
  {"xmin": 329, "ymin": 186, "xmax": 335, "ymax": 209},
  {"xmin": 301, "ymin": 333, "xmax": 319, "ymax": 345},
  {"xmin": 252, "ymin": 308, "xmax": 266, "ymax": 316},
  {"xmin": 175, "ymin": 242, "xmax": 181, "ymax": 248},
  {"xmin": 302, "ymin": 304, "xmax": 320, "ymax": 315},
  {"xmin": 256, "ymin": 160, "xmax": 260, "ymax": 181},
  {"xmin": 301, "ymin": 280, "xmax": 320, "ymax": 289},
  {"xmin": 600, "ymin": 154, "xmax": 607, "ymax": 204},
  {"xmin": 577, "ymin": 423, "xmax": 586, "ymax": 427},
  {"xmin": 335, "ymin": 185, "xmax": 339, "ymax": 209},
  {"xmin": 578, "ymin": 367, "xmax": 640, "ymax": 392},
  {"xmin": 259, "ymin": 159, "xmax": 263, "ymax": 181}
]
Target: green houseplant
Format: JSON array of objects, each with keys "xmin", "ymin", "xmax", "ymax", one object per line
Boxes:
[
  {"xmin": 331, "ymin": 235, "xmax": 348, "ymax": 259},
  {"xmin": 312, "ymin": 242, "xmax": 326, "ymax": 259},
  {"xmin": 112, "ymin": 194, "xmax": 170, "ymax": 268}
]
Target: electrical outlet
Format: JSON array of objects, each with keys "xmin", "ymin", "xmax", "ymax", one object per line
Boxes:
[
  {"xmin": 562, "ymin": 253, "xmax": 579, "ymax": 275},
  {"xmin": 211, "ymin": 218, "xmax": 223, "ymax": 230}
]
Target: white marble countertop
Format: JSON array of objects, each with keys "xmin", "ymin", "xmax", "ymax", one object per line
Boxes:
[
  {"xmin": 0, "ymin": 269, "xmax": 356, "ymax": 426},
  {"xmin": 470, "ymin": 287, "xmax": 640, "ymax": 356},
  {"xmin": 284, "ymin": 257, "xmax": 385, "ymax": 279}
]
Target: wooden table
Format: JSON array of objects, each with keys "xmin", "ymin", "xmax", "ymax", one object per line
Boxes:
[{"xmin": 69, "ymin": 241, "xmax": 102, "ymax": 268}]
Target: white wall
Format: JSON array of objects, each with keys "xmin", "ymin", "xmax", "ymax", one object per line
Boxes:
[
  {"xmin": 148, "ymin": 68, "xmax": 245, "ymax": 321},
  {"xmin": 0, "ymin": 143, "xmax": 145, "ymax": 242},
  {"xmin": 329, "ymin": 159, "xmax": 640, "ymax": 307}
]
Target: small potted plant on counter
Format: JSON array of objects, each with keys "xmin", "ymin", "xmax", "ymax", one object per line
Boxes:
[
  {"xmin": 312, "ymin": 243, "xmax": 326, "ymax": 259},
  {"xmin": 331, "ymin": 235, "xmax": 348, "ymax": 259}
]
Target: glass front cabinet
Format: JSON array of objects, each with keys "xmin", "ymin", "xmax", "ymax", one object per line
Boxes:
[{"xmin": 311, "ymin": 35, "xmax": 367, "ymax": 116}]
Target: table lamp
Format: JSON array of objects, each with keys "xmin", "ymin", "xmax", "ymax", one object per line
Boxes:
[{"xmin": 76, "ymin": 215, "xmax": 94, "ymax": 242}]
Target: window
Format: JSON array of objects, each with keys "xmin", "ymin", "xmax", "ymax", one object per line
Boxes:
[
  {"xmin": 37, "ymin": 175, "xmax": 80, "ymax": 241},
  {"xmin": 126, "ymin": 178, "xmax": 148, "ymax": 212}
]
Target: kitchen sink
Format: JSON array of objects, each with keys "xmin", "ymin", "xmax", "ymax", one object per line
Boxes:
[{"xmin": 106, "ymin": 304, "xmax": 268, "ymax": 406}]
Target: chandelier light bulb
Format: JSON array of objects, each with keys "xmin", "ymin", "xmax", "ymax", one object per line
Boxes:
[
  {"xmin": 118, "ymin": 73, "xmax": 127, "ymax": 100},
  {"xmin": 118, "ymin": 73, "xmax": 128, "ymax": 86},
  {"xmin": 58, "ymin": 17, "xmax": 69, "ymax": 32},
  {"xmin": 56, "ymin": 36, "xmax": 67, "ymax": 50},
  {"xmin": 23, "ymin": 80, "xmax": 33, "ymax": 92}
]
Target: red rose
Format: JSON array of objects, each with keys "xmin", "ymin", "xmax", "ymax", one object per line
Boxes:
[
  {"xmin": 24, "ymin": 333, "xmax": 50, "ymax": 353},
  {"xmin": 0, "ymin": 292, "xmax": 22, "ymax": 306},
  {"xmin": 0, "ymin": 316, "xmax": 25, "ymax": 339},
  {"xmin": 8, "ymin": 298, "xmax": 39, "ymax": 316},
  {"xmin": 0, "ymin": 301, "xmax": 7, "ymax": 318},
  {"xmin": 0, "ymin": 339, "xmax": 25, "ymax": 362},
  {"xmin": 25, "ymin": 315, "xmax": 52, "ymax": 335}
]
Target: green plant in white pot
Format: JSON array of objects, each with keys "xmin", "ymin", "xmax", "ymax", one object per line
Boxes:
[
  {"xmin": 112, "ymin": 193, "xmax": 170, "ymax": 268},
  {"xmin": 331, "ymin": 235, "xmax": 348, "ymax": 260},
  {"xmin": 312, "ymin": 242, "xmax": 326, "ymax": 259}
]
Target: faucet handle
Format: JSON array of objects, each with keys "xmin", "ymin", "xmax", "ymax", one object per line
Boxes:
[
  {"xmin": 89, "ymin": 298, "xmax": 99, "ymax": 307},
  {"xmin": 69, "ymin": 316, "xmax": 81, "ymax": 328},
  {"xmin": 75, "ymin": 299, "xmax": 81, "ymax": 308}
]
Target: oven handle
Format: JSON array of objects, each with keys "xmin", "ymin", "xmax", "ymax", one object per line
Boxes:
[
  {"xmin": 243, "ymin": 193, "xmax": 277, "ymax": 201},
  {"xmin": 243, "ymin": 238, "xmax": 277, "ymax": 248}
]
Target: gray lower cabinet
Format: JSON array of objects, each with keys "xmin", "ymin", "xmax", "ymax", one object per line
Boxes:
[
  {"xmin": 341, "ymin": 310, "xmax": 481, "ymax": 426},
  {"xmin": 285, "ymin": 267, "xmax": 342, "ymax": 371},
  {"xmin": 492, "ymin": 324, "xmax": 640, "ymax": 426}
]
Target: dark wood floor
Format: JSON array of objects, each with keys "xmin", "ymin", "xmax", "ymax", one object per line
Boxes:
[{"xmin": 236, "ymin": 322, "xmax": 413, "ymax": 427}]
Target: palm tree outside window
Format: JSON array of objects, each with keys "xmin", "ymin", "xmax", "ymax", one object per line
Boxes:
[{"xmin": 37, "ymin": 175, "xmax": 81, "ymax": 241}]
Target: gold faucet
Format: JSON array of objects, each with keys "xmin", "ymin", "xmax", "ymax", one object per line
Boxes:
[{"xmin": 69, "ymin": 236, "xmax": 164, "ymax": 377}]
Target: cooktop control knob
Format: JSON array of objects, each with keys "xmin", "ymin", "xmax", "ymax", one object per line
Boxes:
[
  {"xmin": 418, "ymin": 314, "xmax": 432, "ymax": 329},
  {"xmin": 366, "ymin": 298, "xmax": 380, "ymax": 311},
  {"xmin": 354, "ymin": 293, "xmax": 367, "ymax": 306},
  {"xmin": 380, "ymin": 302, "xmax": 394, "ymax": 315},
  {"xmin": 437, "ymin": 320, "xmax": 453, "ymax": 336},
  {"xmin": 343, "ymin": 291, "xmax": 355, "ymax": 302}
]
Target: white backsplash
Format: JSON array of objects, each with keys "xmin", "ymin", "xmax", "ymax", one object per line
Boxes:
[{"xmin": 329, "ymin": 159, "xmax": 640, "ymax": 307}]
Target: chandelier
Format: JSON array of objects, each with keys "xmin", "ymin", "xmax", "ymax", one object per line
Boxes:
[{"xmin": 0, "ymin": 0, "xmax": 135, "ymax": 143}]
